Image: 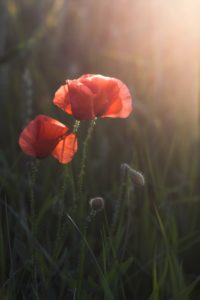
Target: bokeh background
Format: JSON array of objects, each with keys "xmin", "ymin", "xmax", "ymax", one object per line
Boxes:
[{"xmin": 1, "ymin": 0, "xmax": 200, "ymax": 299}]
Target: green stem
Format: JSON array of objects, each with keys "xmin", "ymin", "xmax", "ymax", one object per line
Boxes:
[
  {"xmin": 54, "ymin": 120, "xmax": 80, "ymax": 255},
  {"xmin": 29, "ymin": 159, "xmax": 40, "ymax": 234},
  {"xmin": 111, "ymin": 166, "xmax": 127, "ymax": 233},
  {"xmin": 28, "ymin": 158, "xmax": 40, "ymax": 296},
  {"xmin": 53, "ymin": 166, "xmax": 68, "ymax": 258},
  {"xmin": 73, "ymin": 120, "xmax": 81, "ymax": 134},
  {"xmin": 78, "ymin": 118, "xmax": 97, "ymax": 196}
]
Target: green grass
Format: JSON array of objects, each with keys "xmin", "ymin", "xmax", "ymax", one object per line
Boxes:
[{"xmin": 1, "ymin": 120, "xmax": 200, "ymax": 299}]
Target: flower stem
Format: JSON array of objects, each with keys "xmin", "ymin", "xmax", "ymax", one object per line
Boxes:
[
  {"xmin": 29, "ymin": 159, "xmax": 40, "ymax": 234},
  {"xmin": 78, "ymin": 118, "xmax": 97, "ymax": 197},
  {"xmin": 73, "ymin": 120, "xmax": 80, "ymax": 133},
  {"xmin": 28, "ymin": 158, "xmax": 40, "ymax": 295},
  {"xmin": 111, "ymin": 166, "xmax": 127, "ymax": 233}
]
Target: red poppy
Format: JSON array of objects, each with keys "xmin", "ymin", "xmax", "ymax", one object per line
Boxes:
[
  {"xmin": 19, "ymin": 115, "xmax": 78, "ymax": 164},
  {"xmin": 53, "ymin": 74, "xmax": 132, "ymax": 120}
]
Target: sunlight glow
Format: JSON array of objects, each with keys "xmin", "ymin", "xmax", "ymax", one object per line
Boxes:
[
  {"xmin": 150, "ymin": 0, "xmax": 200, "ymax": 134},
  {"xmin": 106, "ymin": 0, "xmax": 200, "ymax": 136}
]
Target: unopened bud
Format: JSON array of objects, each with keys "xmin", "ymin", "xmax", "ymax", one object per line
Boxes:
[
  {"xmin": 129, "ymin": 169, "xmax": 145, "ymax": 186},
  {"xmin": 121, "ymin": 163, "xmax": 145, "ymax": 187},
  {"xmin": 89, "ymin": 197, "xmax": 105, "ymax": 212}
]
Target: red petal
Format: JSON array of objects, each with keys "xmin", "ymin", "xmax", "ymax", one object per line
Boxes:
[
  {"xmin": 53, "ymin": 74, "xmax": 132, "ymax": 120},
  {"xmin": 19, "ymin": 115, "xmax": 68, "ymax": 158},
  {"xmin": 53, "ymin": 84, "xmax": 72, "ymax": 114},
  {"xmin": 101, "ymin": 78, "xmax": 132, "ymax": 118},
  {"xmin": 79, "ymin": 75, "xmax": 119, "ymax": 116},
  {"xmin": 68, "ymin": 79, "xmax": 95, "ymax": 120},
  {"xmin": 51, "ymin": 133, "xmax": 78, "ymax": 164}
]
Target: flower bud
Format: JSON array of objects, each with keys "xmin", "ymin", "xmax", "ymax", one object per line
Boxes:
[
  {"xmin": 121, "ymin": 163, "xmax": 145, "ymax": 187},
  {"xmin": 129, "ymin": 169, "xmax": 145, "ymax": 186},
  {"xmin": 89, "ymin": 197, "xmax": 105, "ymax": 212}
]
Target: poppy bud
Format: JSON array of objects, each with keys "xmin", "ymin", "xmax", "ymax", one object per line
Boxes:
[
  {"xmin": 121, "ymin": 163, "xmax": 145, "ymax": 187},
  {"xmin": 89, "ymin": 197, "xmax": 105, "ymax": 213}
]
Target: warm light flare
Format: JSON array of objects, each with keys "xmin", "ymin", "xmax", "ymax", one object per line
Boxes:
[
  {"xmin": 105, "ymin": 0, "xmax": 200, "ymax": 137},
  {"xmin": 150, "ymin": 0, "xmax": 200, "ymax": 135}
]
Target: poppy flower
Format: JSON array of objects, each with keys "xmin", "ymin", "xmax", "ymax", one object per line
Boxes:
[
  {"xmin": 19, "ymin": 115, "xmax": 78, "ymax": 164},
  {"xmin": 53, "ymin": 74, "xmax": 132, "ymax": 120}
]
